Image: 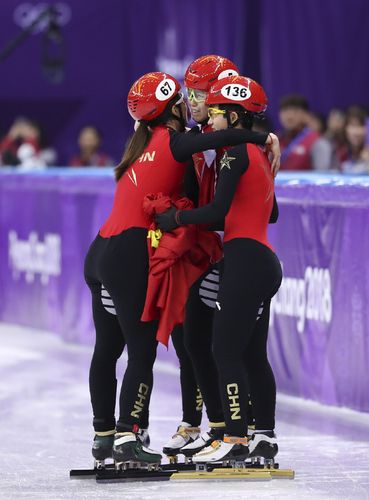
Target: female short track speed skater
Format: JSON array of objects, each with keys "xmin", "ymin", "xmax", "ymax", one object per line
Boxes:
[
  {"xmin": 84, "ymin": 71, "xmax": 279, "ymax": 468},
  {"xmin": 163, "ymin": 54, "xmax": 242, "ymax": 458},
  {"xmin": 164, "ymin": 55, "xmax": 280, "ymax": 460},
  {"xmin": 156, "ymin": 75, "xmax": 282, "ymax": 465}
]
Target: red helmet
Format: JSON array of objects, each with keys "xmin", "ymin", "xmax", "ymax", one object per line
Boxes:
[
  {"xmin": 127, "ymin": 72, "xmax": 181, "ymax": 121},
  {"xmin": 205, "ymin": 76, "xmax": 268, "ymax": 113},
  {"xmin": 184, "ymin": 55, "xmax": 239, "ymax": 92}
]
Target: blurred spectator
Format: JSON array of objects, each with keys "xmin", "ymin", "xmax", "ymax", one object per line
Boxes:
[
  {"xmin": 31, "ymin": 121, "xmax": 58, "ymax": 166},
  {"xmin": 68, "ymin": 126, "xmax": 113, "ymax": 167},
  {"xmin": 0, "ymin": 117, "xmax": 45, "ymax": 169},
  {"xmin": 0, "ymin": 117, "xmax": 56, "ymax": 169},
  {"xmin": 313, "ymin": 108, "xmax": 348, "ymax": 171},
  {"xmin": 341, "ymin": 106, "xmax": 369, "ymax": 174},
  {"xmin": 278, "ymin": 94, "xmax": 320, "ymax": 170},
  {"xmin": 307, "ymin": 111, "xmax": 326, "ymax": 134}
]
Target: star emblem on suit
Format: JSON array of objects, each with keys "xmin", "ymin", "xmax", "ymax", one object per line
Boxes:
[{"xmin": 220, "ymin": 151, "xmax": 236, "ymax": 171}]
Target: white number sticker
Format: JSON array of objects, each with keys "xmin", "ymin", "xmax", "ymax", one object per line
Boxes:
[
  {"xmin": 155, "ymin": 78, "xmax": 176, "ymax": 101},
  {"xmin": 218, "ymin": 69, "xmax": 239, "ymax": 80},
  {"xmin": 220, "ymin": 84, "xmax": 251, "ymax": 101}
]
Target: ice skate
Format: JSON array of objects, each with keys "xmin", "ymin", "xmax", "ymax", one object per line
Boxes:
[
  {"xmin": 162, "ymin": 422, "xmax": 200, "ymax": 461},
  {"xmin": 248, "ymin": 432, "xmax": 278, "ymax": 468},
  {"xmin": 192, "ymin": 436, "xmax": 249, "ymax": 464},
  {"xmin": 181, "ymin": 425, "xmax": 225, "ymax": 458},
  {"xmin": 113, "ymin": 432, "xmax": 162, "ymax": 469},
  {"xmin": 92, "ymin": 432, "xmax": 115, "ymax": 469},
  {"xmin": 137, "ymin": 427, "xmax": 150, "ymax": 447}
]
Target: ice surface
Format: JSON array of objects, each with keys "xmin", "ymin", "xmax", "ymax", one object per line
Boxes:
[{"xmin": 0, "ymin": 323, "xmax": 369, "ymax": 500}]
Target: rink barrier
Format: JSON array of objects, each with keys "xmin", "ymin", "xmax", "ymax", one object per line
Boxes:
[{"xmin": 0, "ymin": 168, "xmax": 368, "ymax": 412}]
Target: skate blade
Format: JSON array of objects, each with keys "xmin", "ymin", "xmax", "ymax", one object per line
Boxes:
[
  {"xmin": 247, "ymin": 468, "xmax": 295, "ymax": 479},
  {"xmin": 70, "ymin": 462, "xmax": 115, "ymax": 478},
  {"xmin": 96, "ymin": 467, "xmax": 172, "ymax": 483},
  {"xmin": 95, "ymin": 466, "xmax": 294, "ymax": 483},
  {"xmin": 115, "ymin": 460, "xmax": 143, "ymax": 470},
  {"xmin": 171, "ymin": 468, "xmax": 272, "ymax": 481},
  {"xmin": 70, "ymin": 468, "xmax": 97, "ymax": 478}
]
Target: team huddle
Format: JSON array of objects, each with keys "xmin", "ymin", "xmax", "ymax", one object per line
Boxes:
[{"xmin": 84, "ymin": 55, "xmax": 282, "ymax": 470}]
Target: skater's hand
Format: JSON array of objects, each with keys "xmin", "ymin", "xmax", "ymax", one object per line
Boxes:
[
  {"xmin": 155, "ymin": 207, "xmax": 179, "ymax": 232},
  {"xmin": 265, "ymin": 133, "xmax": 281, "ymax": 177}
]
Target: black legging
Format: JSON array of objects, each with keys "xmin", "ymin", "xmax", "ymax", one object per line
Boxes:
[
  {"xmin": 84, "ymin": 228, "xmax": 157, "ymax": 433},
  {"xmin": 184, "ymin": 264, "xmax": 224, "ymax": 424},
  {"xmin": 212, "ymin": 238, "xmax": 282, "ymax": 436},
  {"xmin": 171, "ymin": 325, "xmax": 203, "ymax": 426}
]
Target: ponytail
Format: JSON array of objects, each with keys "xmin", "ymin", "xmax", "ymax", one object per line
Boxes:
[{"xmin": 115, "ymin": 123, "xmax": 152, "ymax": 182}]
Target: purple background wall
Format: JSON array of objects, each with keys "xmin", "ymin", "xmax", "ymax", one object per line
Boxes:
[
  {"xmin": 1, "ymin": 0, "xmax": 369, "ymax": 164},
  {"xmin": 1, "ymin": 170, "xmax": 369, "ymax": 412}
]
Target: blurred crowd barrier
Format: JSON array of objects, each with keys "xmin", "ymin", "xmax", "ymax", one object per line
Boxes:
[{"xmin": 0, "ymin": 169, "xmax": 368, "ymax": 412}]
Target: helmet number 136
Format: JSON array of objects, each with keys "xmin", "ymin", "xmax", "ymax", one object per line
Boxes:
[{"xmin": 221, "ymin": 84, "xmax": 251, "ymax": 101}]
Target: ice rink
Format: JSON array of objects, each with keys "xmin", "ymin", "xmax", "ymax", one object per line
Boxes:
[{"xmin": 1, "ymin": 323, "xmax": 369, "ymax": 500}]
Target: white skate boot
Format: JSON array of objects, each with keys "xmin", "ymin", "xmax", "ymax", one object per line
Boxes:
[
  {"xmin": 181, "ymin": 425, "xmax": 225, "ymax": 458},
  {"xmin": 162, "ymin": 422, "xmax": 200, "ymax": 459}
]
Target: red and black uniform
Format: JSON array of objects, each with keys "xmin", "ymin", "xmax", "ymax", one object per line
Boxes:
[
  {"xmin": 171, "ymin": 122, "xmax": 226, "ymax": 427},
  {"xmin": 84, "ymin": 126, "xmax": 268, "ymax": 433},
  {"xmin": 183, "ymin": 133, "xmax": 278, "ymax": 427},
  {"xmin": 181, "ymin": 124, "xmax": 226, "ymax": 425},
  {"xmin": 192, "ymin": 124, "xmax": 227, "ymax": 207},
  {"xmin": 177, "ymin": 143, "xmax": 282, "ymax": 436}
]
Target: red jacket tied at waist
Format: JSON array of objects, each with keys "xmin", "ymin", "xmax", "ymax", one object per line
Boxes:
[{"xmin": 141, "ymin": 193, "xmax": 223, "ymax": 347}]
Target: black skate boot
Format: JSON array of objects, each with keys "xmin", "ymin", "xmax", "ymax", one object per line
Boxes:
[
  {"xmin": 248, "ymin": 431, "xmax": 278, "ymax": 468},
  {"xmin": 181, "ymin": 424, "xmax": 225, "ymax": 458},
  {"xmin": 113, "ymin": 432, "xmax": 162, "ymax": 470},
  {"xmin": 92, "ymin": 432, "xmax": 115, "ymax": 469}
]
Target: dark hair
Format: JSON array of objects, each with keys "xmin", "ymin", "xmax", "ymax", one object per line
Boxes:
[
  {"xmin": 253, "ymin": 114, "xmax": 273, "ymax": 133},
  {"xmin": 279, "ymin": 94, "xmax": 309, "ymax": 111},
  {"xmin": 218, "ymin": 103, "xmax": 255, "ymax": 129},
  {"xmin": 345, "ymin": 105, "xmax": 368, "ymax": 126},
  {"xmin": 115, "ymin": 123, "xmax": 152, "ymax": 181},
  {"xmin": 115, "ymin": 94, "xmax": 182, "ymax": 182}
]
